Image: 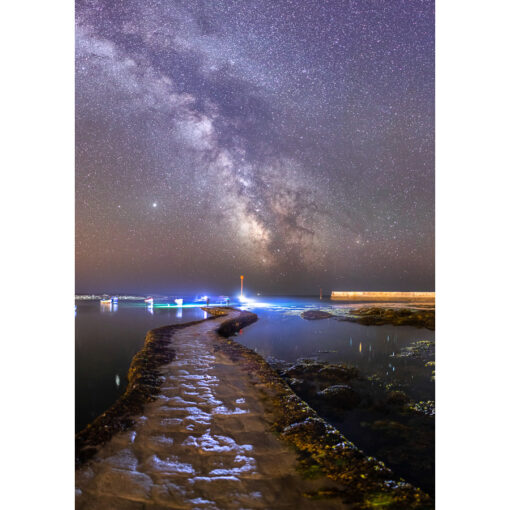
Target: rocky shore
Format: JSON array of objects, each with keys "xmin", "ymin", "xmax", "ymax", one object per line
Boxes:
[
  {"xmin": 339, "ymin": 307, "xmax": 435, "ymax": 330},
  {"xmin": 268, "ymin": 354, "xmax": 435, "ymax": 496},
  {"xmin": 76, "ymin": 308, "xmax": 432, "ymax": 509}
]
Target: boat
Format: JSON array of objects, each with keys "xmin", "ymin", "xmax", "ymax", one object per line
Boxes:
[
  {"xmin": 144, "ymin": 297, "xmax": 154, "ymax": 305},
  {"xmin": 100, "ymin": 298, "xmax": 112, "ymax": 305}
]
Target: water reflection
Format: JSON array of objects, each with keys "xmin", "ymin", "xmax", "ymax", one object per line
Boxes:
[
  {"xmin": 100, "ymin": 302, "xmax": 112, "ymax": 313},
  {"xmin": 100, "ymin": 301, "xmax": 119, "ymax": 313},
  {"xmin": 75, "ymin": 300, "xmax": 207, "ymax": 432},
  {"xmin": 236, "ymin": 297, "xmax": 435, "ymax": 400}
]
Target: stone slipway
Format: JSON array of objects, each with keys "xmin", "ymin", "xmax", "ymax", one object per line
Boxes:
[{"xmin": 76, "ymin": 309, "xmax": 431, "ymax": 510}]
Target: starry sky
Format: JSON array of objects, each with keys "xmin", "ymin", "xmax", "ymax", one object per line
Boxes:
[{"xmin": 76, "ymin": 0, "xmax": 434, "ymax": 296}]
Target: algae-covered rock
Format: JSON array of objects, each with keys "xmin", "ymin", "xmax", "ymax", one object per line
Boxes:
[
  {"xmin": 386, "ymin": 390, "xmax": 411, "ymax": 406},
  {"xmin": 408, "ymin": 400, "xmax": 435, "ymax": 417},
  {"xmin": 392, "ymin": 340, "xmax": 435, "ymax": 360},
  {"xmin": 318, "ymin": 364, "xmax": 360, "ymax": 383},
  {"xmin": 283, "ymin": 359, "xmax": 359, "ymax": 386},
  {"xmin": 317, "ymin": 384, "xmax": 361, "ymax": 408},
  {"xmin": 340, "ymin": 307, "xmax": 435, "ymax": 330}
]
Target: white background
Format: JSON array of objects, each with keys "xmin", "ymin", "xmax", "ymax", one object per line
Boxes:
[{"xmin": 1, "ymin": 1, "xmax": 509, "ymax": 508}]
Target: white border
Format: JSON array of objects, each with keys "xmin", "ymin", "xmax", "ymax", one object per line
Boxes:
[
  {"xmin": 1, "ymin": 1, "xmax": 74, "ymax": 508},
  {"xmin": 437, "ymin": 0, "xmax": 510, "ymax": 508}
]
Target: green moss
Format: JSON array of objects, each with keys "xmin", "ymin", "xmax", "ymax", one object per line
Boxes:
[
  {"xmin": 303, "ymin": 487, "xmax": 345, "ymax": 499},
  {"xmin": 363, "ymin": 492, "xmax": 396, "ymax": 507},
  {"xmin": 299, "ymin": 463, "xmax": 325, "ymax": 479}
]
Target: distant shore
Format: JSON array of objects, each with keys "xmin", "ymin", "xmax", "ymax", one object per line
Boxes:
[{"xmin": 331, "ymin": 291, "xmax": 435, "ymax": 302}]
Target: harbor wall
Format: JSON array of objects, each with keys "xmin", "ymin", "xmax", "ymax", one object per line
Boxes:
[{"xmin": 331, "ymin": 291, "xmax": 435, "ymax": 301}]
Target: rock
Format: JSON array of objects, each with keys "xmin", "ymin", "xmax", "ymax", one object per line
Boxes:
[
  {"xmin": 340, "ymin": 306, "xmax": 435, "ymax": 330},
  {"xmin": 282, "ymin": 417, "xmax": 328, "ymax": 441},
  {"xmin": 316, "ymin": 384, "xmax": 361, "ymax": 408},
  {"xmin": 386, "ymin": 390, "xmax": 410, "ymax": 406},
  {"xmin": 317, "ymin": 364, "xmax": 359, "ymax": 383},
  {"xmin": 392, "ymin": 340, "xmax": 435, "ymax": 360},
  {"xmin": 301, "ymin": 310, "xmax": 334, "ymax": 320},
  {"xmin": 408, "ymin": 400, "xmax": 435, "ymax": 416},
  {"xmin": 287, "ymin": 377, "xmax": 307, "ymax": 393},
  {"xmin": 283, "ymin": 361, "xmax": 322, "ymax": 379}
]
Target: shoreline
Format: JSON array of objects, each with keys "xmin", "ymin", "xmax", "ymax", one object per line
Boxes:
[
  {"xmin": 209, "ymin": 310, "xmax": 432, "ymax": 509},
  {"xmin": 75, "ymin": 314, "xmax": 222, "ymax": 467},
  {"xmin": 75, "ymin": 308, "xmax": 258, "ymax": 467},
  {"xmin": 76, "ymin": 308, "xmax": 432, "ymax": 509}
]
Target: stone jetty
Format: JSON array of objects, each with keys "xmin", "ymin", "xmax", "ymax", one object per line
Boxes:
[{"xmin": 75, "ymin": 309, "xmax": 349, "ymax": 509}]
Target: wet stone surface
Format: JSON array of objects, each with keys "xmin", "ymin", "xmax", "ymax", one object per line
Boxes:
[
  {"xmin": 76, "ymin": 311, "xmax": 349, "ymax": 509},
  {"xmin": 272, "ymin": 354, "xmax": 435, "ymax": 498}
]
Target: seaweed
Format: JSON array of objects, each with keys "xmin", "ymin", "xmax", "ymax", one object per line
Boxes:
[
  {"xmin": 339, "ymin": 307, "xmax": 435, "ymax": 330},
  {"xmin": 301, "ymin": 310, "xmax": 335, "ymax": 320}
]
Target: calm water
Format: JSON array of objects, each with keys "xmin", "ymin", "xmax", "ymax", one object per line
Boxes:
[
  {"xmin": 238, "ymin": 297, "xmax": 435, "ymax": 400},
  {"xmin": 239, "ymin": 297, "xmax": 435, "ymax": 494},
  {"xmin": 75, "ymin": 296, "xmax": 434, "ymax": 432},
  {"xmin": 75, "ymin": 300, "xmax": 207, "ymax": 432}
]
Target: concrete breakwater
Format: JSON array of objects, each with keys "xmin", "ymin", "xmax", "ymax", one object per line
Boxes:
[
  {"xmin": 331, "ymin": 291, "xmax": 435, "ymax": 302},
  {"xmin": 76, "ymin": 308, "xmax": 431, "ymax": 509}
]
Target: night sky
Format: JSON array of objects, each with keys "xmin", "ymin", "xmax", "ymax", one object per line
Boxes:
[{"xmin": 76, "ymin": 0, "xmax": 434, "ymax": 295}]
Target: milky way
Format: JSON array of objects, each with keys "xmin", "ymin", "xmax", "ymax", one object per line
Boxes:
[{"xmin": 76, "ymin": 0, "xmax": 434, "ymax": 295}]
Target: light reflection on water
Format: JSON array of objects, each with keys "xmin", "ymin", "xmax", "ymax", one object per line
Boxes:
[{"xmin": 237, "ymin": 297, "xmax": 435, "ymax": 400}]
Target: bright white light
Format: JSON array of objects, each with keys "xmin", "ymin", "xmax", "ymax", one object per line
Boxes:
[
  {"xmin": 152, "ymin": 202, "xmax": 157, "ymax": 207},
  {"xmin": 174, "ymin": 298, "xmax": 183, "ymax": 306}
]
